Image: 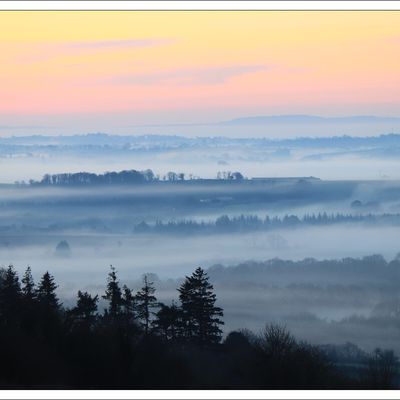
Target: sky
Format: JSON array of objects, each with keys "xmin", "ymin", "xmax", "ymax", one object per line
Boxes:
[{"xmin": 1, "ymin": 11, "xmax": 400, "ymax": 135}]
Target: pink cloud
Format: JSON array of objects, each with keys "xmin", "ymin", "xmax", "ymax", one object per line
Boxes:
[
  {"xmin": 100, "ymin": 64, "xmax": 269, "ymax": 86},
  {"xmin": 64, "ymin": 38, "xmax": 174, "ymax": 50},
  {"xmin": 9, "ymin": 38, "xmax": 175, "ymax": 63}
]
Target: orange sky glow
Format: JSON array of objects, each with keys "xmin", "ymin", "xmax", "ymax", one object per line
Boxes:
[{"xmin": 1, "ymin": 11, "xmax": 400, "ymax": 131}]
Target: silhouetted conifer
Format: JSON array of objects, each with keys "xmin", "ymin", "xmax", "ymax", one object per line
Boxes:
[
  {"xmin": 36, "ymin": 271, "xmax": 60, "ymax": 311},
  {"xmin": 33, "ymin": 271, "xmax": 62, "ymax": 340},
  {"xmin": 135, "ymin": 275, "xmax": 158, "ymax": 334},
  {"xmin": 20, "ymin": 266, "xmax": 38, "ymax": 333},
  {"xmin": 0, "ymin": 265, "xmax": 22, "ymax": 326},
  {"xmin": 178, "ymin": 267, "xmax": 224, "ymax": 345},
  {"xmin": 21, "ymin": 266, "xmax": 35, "ymax": 301},
  {"xmin": 102, "ymin": 265, "xmax": 123, "ymax": 319}
]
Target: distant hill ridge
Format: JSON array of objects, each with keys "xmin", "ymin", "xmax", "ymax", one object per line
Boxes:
[{"xmin": 221, "ymin": 114, "xmax": 400, "ymax": 125}]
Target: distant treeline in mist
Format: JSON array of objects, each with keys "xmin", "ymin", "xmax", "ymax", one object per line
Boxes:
[
  {"xmin": 0, "ymin": 264, "xmax": 398, "ymax": 389},
  {"xmin": 133, "ymin": 213, "xmax": 400, "ymax": 235},
  {"xmin": 207, "ymin": 253, "xmax": 400, "ymax": 286},
  {"xmin": 2, "ymin": 212, "xmax": 399, "ymax": 236},
  {"xmin": 1, "ymin": 211, "xmax": 399, "ymax": 237},
  {"xmin": 26, "ymin": 169, "xmax": 245, "ymax": 186}
]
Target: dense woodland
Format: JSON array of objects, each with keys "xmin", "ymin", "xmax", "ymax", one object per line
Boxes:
[{"xmin": 0, "ymin": 264, "xmax": 398, "ymax": 389}]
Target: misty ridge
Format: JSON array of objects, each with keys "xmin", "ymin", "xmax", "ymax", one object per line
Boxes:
[
  {"xmin": 1, "ymin": 167, "xmax": 400, "ymax": 235},
  {"xmin": 2, "ymin": 131, "xmax": 400, "ymax": 183},
  {"xmin": 3, "ymin": 132, "xmax": 400, "ymax": 161},
  {"xmin": 4, "ymin": 113, "xmax": 400, "ymax": 138}
]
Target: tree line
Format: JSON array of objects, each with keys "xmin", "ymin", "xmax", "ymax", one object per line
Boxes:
[
  {"xmin": 0, "ymin": 265, "xmax": 223, "ymax": 345},
  {"xmin": 0, "ymin": 264, "xmax": 397, "ymax": 389},
  {"xmin": 26, "ymin": 169, "xmax": 245, "ymax": 186},
  {"xmin": 133, "ymin": 212, "xmax": 400, "ymax": 235}
]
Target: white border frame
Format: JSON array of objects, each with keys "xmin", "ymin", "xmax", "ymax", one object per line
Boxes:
[{"xmin": 0, "ymin": 1, "xmax": 399, "ymax": 399}]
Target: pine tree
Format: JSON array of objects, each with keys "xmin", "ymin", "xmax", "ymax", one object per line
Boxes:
[
  {"xmin": 21, "ymin": 266, "xmax": 35, "ymax": 301},
  {"xmin": 178, "ymin": 267, "xmax": 224, "ymax": 345},
  {"xmin": 35, "ymin": 271, "xmax": 61, "ymax": 338},
  {"xmin": 36, "ymin": 271, "xmax": 60, "ymax": 311},
  {"xmin": 135, "ymin": 275, "xmax": 158, "ymax": 335},
  {"xmin": 102, "ymin": 265, "xmax": 123, "ymax": 319},
  {"xmin": 20, "ymin": 266, "xmax": 38, "ymax": 332},
  {"xmin": 0, "ymin": 265, "xmax": 22, "ymax": 325}
]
